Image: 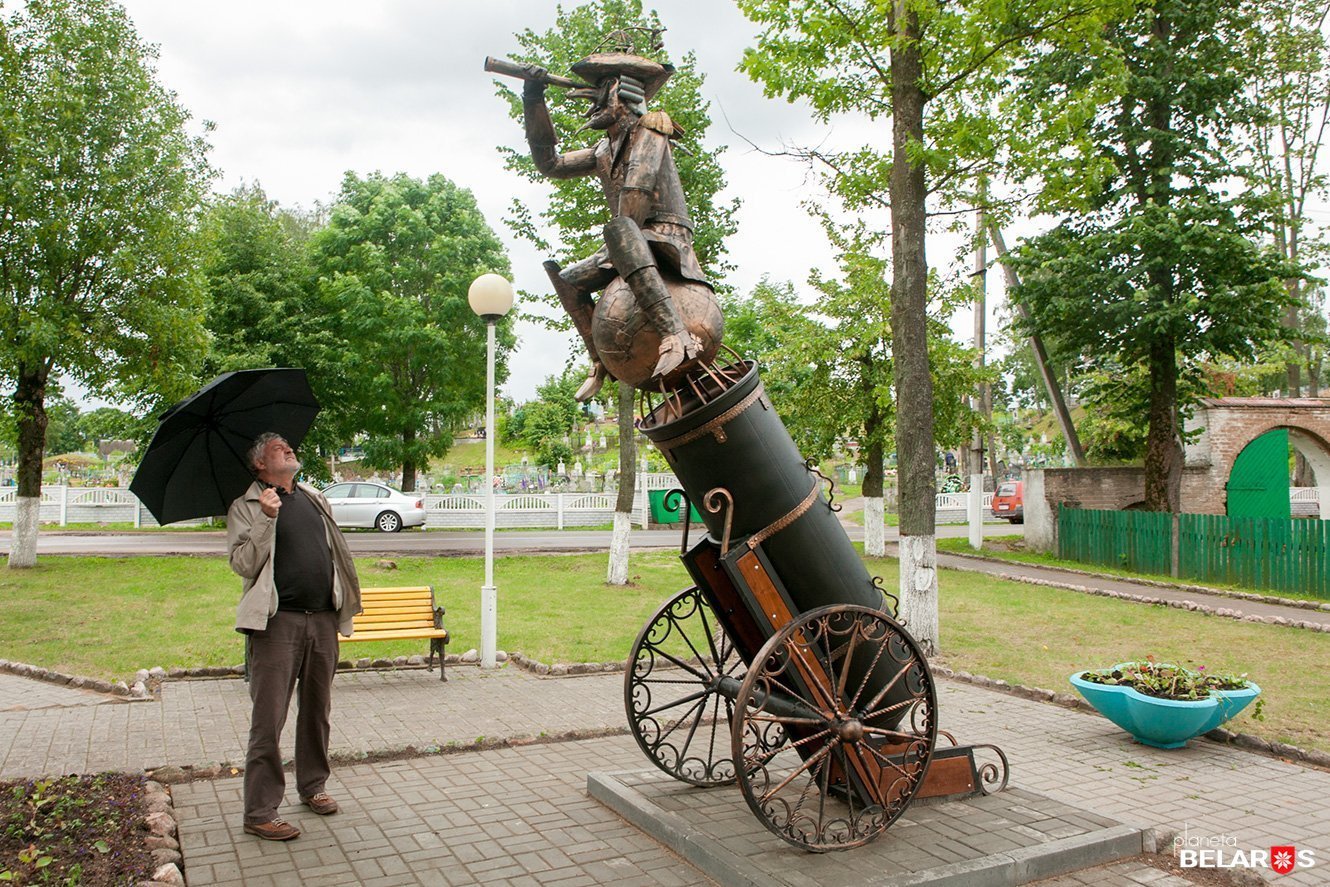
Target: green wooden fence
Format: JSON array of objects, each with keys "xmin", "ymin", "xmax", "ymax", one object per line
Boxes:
[
  {"xmin": 1057, "ymin": 507, "xmax": 1330, "ymax": 599},
  {"xmin": 1057, "ymin": 508, "xmax": 1173, "ymax": 576}
]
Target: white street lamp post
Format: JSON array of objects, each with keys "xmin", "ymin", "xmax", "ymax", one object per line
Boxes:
[{"xmin": 468, "ymin": 273, "xmax": 514, "ymax": 669}]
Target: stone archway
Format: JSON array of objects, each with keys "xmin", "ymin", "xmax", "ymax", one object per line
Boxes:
[
  {"xmin": 1024, "ymin": 397, "xmax": 1330, "ymax": 551},
  {"xmin": 1184, "ymin": 398, "xmax": 1330, "ymax": 517}
]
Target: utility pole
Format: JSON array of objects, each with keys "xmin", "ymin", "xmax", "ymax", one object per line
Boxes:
[
  {"xmin": 968, "ymin": 188, "xmax": 989, "ymax": 550},
  {"xmin": 988, "ymin": 222, "xmax": 1088, "ymax": 467}
]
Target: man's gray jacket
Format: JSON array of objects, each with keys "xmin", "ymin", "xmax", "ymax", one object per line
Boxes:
[{"xmin": 227, "ymin": 480, "xmax": 362, "ymax": 636}]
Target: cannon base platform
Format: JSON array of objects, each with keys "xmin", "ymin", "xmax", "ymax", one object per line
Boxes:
[{"xmin": 589, "ymin": 769, "xmax": 1148, "ymax": 887}]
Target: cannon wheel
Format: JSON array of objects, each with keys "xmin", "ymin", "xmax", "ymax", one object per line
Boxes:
[
  {"xmin": 624, "ymin": 586, "xmax": 745, "ymax": 786},
  {"xmin": 732, "ymin": 604, "xmax": 937, "ymax": 852}
]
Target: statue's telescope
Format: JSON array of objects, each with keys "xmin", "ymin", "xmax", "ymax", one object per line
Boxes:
[{"xmin": 483, "ymin": 56, "xmax": 586, "ymax": 90}]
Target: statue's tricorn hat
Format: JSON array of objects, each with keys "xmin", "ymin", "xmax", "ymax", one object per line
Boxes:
[{"xmin": 567, "ymin": 52, "xmax": 674, "ymax": 104}]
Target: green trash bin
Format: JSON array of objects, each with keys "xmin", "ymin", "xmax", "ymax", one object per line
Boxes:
[{"xmin": 648, "ymin": 488, "xmax": 702, "ymax": 523}]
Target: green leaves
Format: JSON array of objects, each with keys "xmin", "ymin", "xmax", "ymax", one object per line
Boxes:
[
  {"xmin": 307, "ymin": 172, "xmax": 512, "ymax": 490},
  {"xmin": 1003, "ymin": 0, "xmax": 1298, "ymax": 506},
  {"xmin": 1, "ymin": 0, "xmax": 213, "ymax": 510}
]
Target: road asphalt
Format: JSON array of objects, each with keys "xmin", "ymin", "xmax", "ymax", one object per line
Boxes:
[{"xmin": 0, "ymin": 518, "xmax": 1009, "ymax": 557}]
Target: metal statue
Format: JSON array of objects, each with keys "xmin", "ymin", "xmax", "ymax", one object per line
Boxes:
[
  {"xmin": 483, "ymin": 37, "xmax": 1008, "ymax": 855},
  {"xmin": 486, "ymin": 45, "xmax": 722, "ymax": 400}
]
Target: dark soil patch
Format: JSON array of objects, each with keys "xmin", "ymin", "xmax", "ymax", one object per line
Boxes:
[{"xmin": 1, "ymin": 773, "xmax": 154, "ymax": 886}]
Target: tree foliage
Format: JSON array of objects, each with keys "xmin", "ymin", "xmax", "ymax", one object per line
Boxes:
[
  {"xmin": 308, "ymin": 172, "xmax": 512, "ymax": 492},
  {"xmin": 1241, "ymin": 0, "xmax": 1330, "ymax": 394},
  {"xmin": 737, "ymin": 0, "xmax": 1118, "ymax": 647},
  {"xmin": 198, "ymin": 185, "xmax": 349, "ymax": 479},
  {"xmin": 1006, "ymin": 0, "xmax": 1294, "ymax": 510},
  {"xmin": 726, "ymin": 242, "xmax": 987, "ymax": 497},
  {"xmin": 0, "ymin": 0, "xmax": 212, "ymax": 565},
  {"xmin": 200, "ymin": 185, "xmax": 318, "ymax": 376},
  {"xmin": 513, "ymin": 369, "xmax": 584, "ymax": 470}
]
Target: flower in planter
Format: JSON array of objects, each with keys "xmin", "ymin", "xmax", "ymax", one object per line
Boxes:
[
  {"xmin": 1079, "ymin": 657, "xmax": 1257, "ymax": 705},
  {"xmin": 1070, "ymin": 656, "xmax": 1262, "ymax": 749}
]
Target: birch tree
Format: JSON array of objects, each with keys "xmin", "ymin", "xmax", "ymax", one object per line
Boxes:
[
  {"xmin": 737, "ymin": 0, "xmax": 1118, "ymax": 651},
  {"xmin": 1, "ymin": 0, "xmax": 211, "ymax": 567}
]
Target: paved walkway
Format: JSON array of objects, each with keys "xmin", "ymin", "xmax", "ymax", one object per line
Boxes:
[{"xmin": 2, "ymin": 665, "xmax": 1326, "ymax": 885}]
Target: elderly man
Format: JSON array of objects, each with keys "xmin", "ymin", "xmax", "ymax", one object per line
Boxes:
[{"xmin": 227, "ymin": 432, "xmax": 361, "ymax": 841}]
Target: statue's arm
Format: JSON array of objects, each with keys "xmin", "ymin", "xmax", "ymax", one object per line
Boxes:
[{"xmin": 523, "ymin": 79, "xmax": 596, "ymax": 180}]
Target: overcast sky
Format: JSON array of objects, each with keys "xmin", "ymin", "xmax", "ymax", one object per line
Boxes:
[{"xmin": 117, "ymin": 0, "xmax": 998, "ymax": 403}]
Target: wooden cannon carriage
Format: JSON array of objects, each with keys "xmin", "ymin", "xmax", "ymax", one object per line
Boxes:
[{"xmin": 623, "ymin": 360, "xmax": 1008, "ymax": 852}]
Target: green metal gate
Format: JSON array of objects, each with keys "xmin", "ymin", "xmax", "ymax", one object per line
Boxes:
[{"xmin": 1226, "ymin": 429, "xmax": 1291, "ymax": 520}]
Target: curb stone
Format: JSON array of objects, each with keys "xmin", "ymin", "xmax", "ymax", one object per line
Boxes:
[
  {"xmin": 0, "ymin": 658, "xmax": 135, "ymax": 699},
  {"xmin": 138, "ymin": 779, "xmax": 184, "ymax": 886},
  {"xmin": 508, "ymin": 650, "xmax": 626, "ymax": 676},
  {"xmin": 942, "ymin": 547, "xmax": 1330, "ymax": 613},
  {"xmin": 989, "ymin": 571, "xmax": 1330, "ymax": 633},
  {"xmin": 929, "ymin": 663, "xmax": 1330, "ymax": 772}
]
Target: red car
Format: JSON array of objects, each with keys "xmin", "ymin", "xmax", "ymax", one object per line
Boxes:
[{"xmin": 990, "ymin": 480, "xmax": 1023, "ymax": 524}]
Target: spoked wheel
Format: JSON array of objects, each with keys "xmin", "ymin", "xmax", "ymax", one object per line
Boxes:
[
  {"xmin": 732, "ymin": 604, "xmax": 937, "ymax": 852},
  {"xmin": 625, "ymin": 586, "xmax": 749, "ymax": 786}
]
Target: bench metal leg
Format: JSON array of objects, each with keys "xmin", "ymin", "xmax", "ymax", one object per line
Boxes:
[{"xmin": 430, "ymin": 638, "xmax": 447, "ymax": 681}]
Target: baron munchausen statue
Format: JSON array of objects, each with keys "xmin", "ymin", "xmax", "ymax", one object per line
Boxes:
[{"xmin": 488, "ymin": 36, "xmax": 722, "ymax": 401}]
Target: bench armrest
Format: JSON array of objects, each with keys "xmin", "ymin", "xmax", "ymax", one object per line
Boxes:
[{"xmin": 433, "ymin": 606, "xmax": 446, "ymax": 630}]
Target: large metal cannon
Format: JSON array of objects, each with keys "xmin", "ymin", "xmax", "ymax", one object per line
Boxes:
[{"xmin": 624, "ymin": 359, "xmax": 1007, "ymax": 852}]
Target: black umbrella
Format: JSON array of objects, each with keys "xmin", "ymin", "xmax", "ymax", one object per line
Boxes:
[{"xmin": 130, "ymin": 368, "xmax": 321, "ymax": 524}]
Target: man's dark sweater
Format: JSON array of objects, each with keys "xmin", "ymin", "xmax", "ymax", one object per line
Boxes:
[{"xmin": 272, "ymin": 486, "xmax": 334, "ymax": 612}]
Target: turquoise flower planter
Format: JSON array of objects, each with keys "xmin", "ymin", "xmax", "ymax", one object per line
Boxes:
[{"xmin": 1070, "ymin": 666, "xmax": 1261, "ymax": 750}]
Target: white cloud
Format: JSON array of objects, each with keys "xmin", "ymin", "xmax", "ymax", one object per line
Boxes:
[{"xmin": 115, "ymin": 0, "xmax": 997, "ymax": 402}]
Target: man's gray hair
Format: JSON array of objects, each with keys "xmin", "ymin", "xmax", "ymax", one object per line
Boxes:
[{"xmin": 247, "ymin": 432, "xmax": 287, "ymax": 473}]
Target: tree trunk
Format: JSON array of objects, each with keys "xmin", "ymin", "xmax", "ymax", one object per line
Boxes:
[
  {"xmin": 1143, "ymin": 336, "xmax": 1182, "ymax": 512},
  {"xmin": 889, "ymin": 0, "xmax": 937, "ymax": 655},
  {"xmin": 608, "ymin": 380, "xmax": 636, "ymax": 585},
  {"xmin": 9, "ymin": 365, "xmax": 50, "ymax": 569},
  {"xmin": 1285, "ymin": 300, "xmax": 1302, "ymax": 397},
  {"xmin": 861, "ymin": 387, "xmax": 887, "ymax": 557},
  {"xmin": 1139, "ymin": 9, "xmax": 1182, "ymax": 515},
  {"xmin": 1276, "ymin": 222, "xmax": 1302, "ymax": 396},
  {"xmin": 1295, "ymin": 451, "xmax": 1313, "ymax": 488},
  {"xmin": 401, "ymin": 428, "xmax": 417, "ymax": 492}
]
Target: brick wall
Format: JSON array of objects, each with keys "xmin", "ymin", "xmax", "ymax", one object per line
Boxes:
[{"xmin": 1025, "ymin": 466, "xmax": 1210, "ymax": 552}]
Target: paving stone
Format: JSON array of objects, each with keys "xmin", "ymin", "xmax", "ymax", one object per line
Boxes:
[{"xmin": 2, "ymin": 659, "xmax": 1326, "ymax": 885}]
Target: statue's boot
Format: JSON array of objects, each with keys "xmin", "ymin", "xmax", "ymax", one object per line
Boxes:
[
  {"xmin": 627, "ymin": 266, "xmax": 698, "ymax": 379},
  {"xmin": 602, "ymin": 217, "xmax": 699, "ymax": 381},
  {"xmin": 574, "ymin": 363, "xmax": 607, "ymax": 402},
  {"xmin": 543, "ymin": 260, "xmax": 606, "ymax": 401}
]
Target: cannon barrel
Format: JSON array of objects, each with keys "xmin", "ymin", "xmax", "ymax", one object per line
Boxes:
[{"xmin": 640, "ymin": 361, "xmax": 884, "ymax": 616}]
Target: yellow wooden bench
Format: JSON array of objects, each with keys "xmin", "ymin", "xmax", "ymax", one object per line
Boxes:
[{"xmin": 342, "ymin": 586, "xmax": 449, "ymax": 681}]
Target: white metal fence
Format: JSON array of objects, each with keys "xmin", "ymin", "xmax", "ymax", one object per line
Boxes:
[
  {"xmin": 13, "ymin": 480, "xmax": 1301, "ymax": 528},
  {"xmin": 0, "ymin": 473, "xmax": 686, "ymax": 529}
]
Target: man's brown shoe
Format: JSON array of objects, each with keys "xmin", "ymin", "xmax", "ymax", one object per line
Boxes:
[
  {"xmin": 302, "ymin": 792, "xmax": 339, "ymax": 815},
  {"xmin": 243, "ymin": 818, "xmax": 300, "ymax": 841}
]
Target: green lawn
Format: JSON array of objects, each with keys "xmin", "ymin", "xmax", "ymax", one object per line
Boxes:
[
  {"xmin": 2, "ymin": 551, "xmax": 1324, "ymax": 752},
  {"xmin": 438, "ymin": 439, "xmax": 532, "ymax": 472}
]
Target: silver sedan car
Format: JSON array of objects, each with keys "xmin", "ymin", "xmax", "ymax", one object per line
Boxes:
[{"xmin": 321, "ymin": 482, "xmax": 426, "ymax": 532}]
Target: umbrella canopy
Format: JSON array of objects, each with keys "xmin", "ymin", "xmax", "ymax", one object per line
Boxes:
[{"xmin": 130, "ymin": 368, "xmax": 321, "ymax": 524}]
